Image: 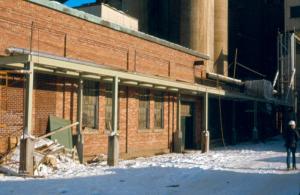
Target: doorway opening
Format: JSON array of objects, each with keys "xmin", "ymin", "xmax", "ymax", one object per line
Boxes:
[{"xmin": 181, "ymin": 101, "xmax": 195, "ymax": 150}]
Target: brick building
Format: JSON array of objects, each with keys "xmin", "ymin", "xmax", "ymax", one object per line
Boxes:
[{"xmin": 0, "ymin": 0, "xmax": 285, "ymax": 163}]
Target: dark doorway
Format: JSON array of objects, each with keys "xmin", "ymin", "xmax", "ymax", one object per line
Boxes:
[{"xmin": 181, "ymin": 101, "xmax": 195, "ymax": 150}]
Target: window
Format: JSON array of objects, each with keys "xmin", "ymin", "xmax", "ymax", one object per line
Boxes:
[
  {"xmin": 139, "ymin": 89, "xmax": 150, "ymax": 129},
  {"xmin": 154, "ymin": 92, "xmax": 164, "ymax": 129},
  {"xmin": 291, "ymin": 6, "xmax": 300, "ymax": 18},
  {"xmin": 82, "ymin": 80, "xmax": 99, "ymax": 129},
  {"xmin": 105, "ymin": 84, "xmax": 120, "ymax": 131}
]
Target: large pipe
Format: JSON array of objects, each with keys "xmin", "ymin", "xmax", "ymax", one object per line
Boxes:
[
  {"xmin": 214, "ymin": 0, "xmax": 228, "ymax": 76},
  {"xmin": 180, "ymin": 0, "xmax": 214, "ymax": 72},
  {"xmin": 207, "ymin": 72, "xmax": 243, "ymax": 86}
]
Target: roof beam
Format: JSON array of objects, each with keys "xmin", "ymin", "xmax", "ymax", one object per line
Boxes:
[
  {"xmin": 0, "ymin": 55, "xmax": 29, "ymax": 65},
  {"xmin": 0, "ymin": 54, "xmax": 287, "ymax": 105}
]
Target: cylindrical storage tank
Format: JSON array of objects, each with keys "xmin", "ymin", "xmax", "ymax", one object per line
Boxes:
[
  {"xmin": 179, "ymin": 0, "xmax": 214, "ymax": 72},
  {"xmin": 214, "ymin": 0, "xmax": 228, "ymax": 76}
]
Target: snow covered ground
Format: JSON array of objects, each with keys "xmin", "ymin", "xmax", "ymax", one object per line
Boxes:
[{"xmin": 0, "ymin": 136, "xmax": 299, "ymax": 195}]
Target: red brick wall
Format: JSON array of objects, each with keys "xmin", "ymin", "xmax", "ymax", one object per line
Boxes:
[
  {"xmin": 0, "ymin": 0, "xmax": 201, "ymax": 82},
  {"xmin": 0, "ymin": 74, "xmax": 203, "ymax": 158},
  {"xmin": 0, "ymin": 74, "xmax": 24, "ymax": 153},
  {"xmin": 0, "ymin": 0, "xmax": 204, "ymax": 158}
]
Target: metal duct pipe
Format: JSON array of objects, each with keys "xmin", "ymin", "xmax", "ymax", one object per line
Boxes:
[{"xmin": 207, "ymin": 72, "xmax": 243, "ymax": 86}]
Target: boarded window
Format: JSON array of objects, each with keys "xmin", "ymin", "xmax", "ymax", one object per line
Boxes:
[
  {"xmin": 154, "ymin": 92, "xmax": 164, "ymax": 129},
  {"xmin": 82, "ymin": 80, "xmax": 99, "ymax": 129},
  {"xmin": 139, "ymin": 89, "xmax": 150, "ymax": 129},
  {"xmin": 291, "ymin": 6, "xmax": 300, "ymax": 18},
  {"xmin": 105, "ymin": 84, "xmax": 120, "ymax": 131}
]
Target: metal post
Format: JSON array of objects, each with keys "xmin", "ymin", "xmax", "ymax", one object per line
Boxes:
[
  {"xmin": 233, "ymin": 49, "xmax": 238, "ymax": 78},
  {"xmin": 108, "ymin": 76, "xmax": 119, "ymax": 166},
  {"xmin": 76, "ymin": 77, "xmax": 84, "ymax": 163},
  {"xmin": 19, "ymin": 61, "xmax": 34, "ymax": 176},
  {"xmin": 202, "ymin": 92, "xmax": 210, "ymax": 153},
  {"xmin": 252, "ymin": 101, "xmax": 258, "ymax": 142},
  {"xmin": 174, "ymin": 92, "xmax": 183, "ymax": 153},
  {"xmin": 231, "ymin": 101, "xmax": 237, "ymax": 145}
]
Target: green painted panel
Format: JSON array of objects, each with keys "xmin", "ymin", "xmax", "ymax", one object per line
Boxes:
[{"xmin": 49, "ymin": 115, "xmax": 73, "ymax": 149}]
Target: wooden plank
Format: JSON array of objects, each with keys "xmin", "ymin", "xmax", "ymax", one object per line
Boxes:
[{"xmin": 37, "ymin": 122, "xmax": 79, "ymax": 145}]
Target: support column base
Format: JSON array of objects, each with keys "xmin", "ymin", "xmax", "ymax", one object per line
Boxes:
[
  {"xmin": 19, "ymin": 138, "xmax": 34, "ymax": 176},
  {"xmin": 107, "ymin": 135, "xmax": 119, "ymax": 166},
  {"xmin": 201, "ymin": 130, "xmax": 210, "ymax": 153},
  {"xmin": 174, "ymin": 131, "xmax": 183, "ymax": 153},
  {"xmin": 76, "ymin": 133, "xmax": 84, "ymax": 164}
]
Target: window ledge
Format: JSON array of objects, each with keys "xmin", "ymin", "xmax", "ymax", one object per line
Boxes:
[
  {"xmin": 82, "ymin": 128, "xmax": 100, "ymax": 134},
  {"xmin": 138, "ymin": 129, "xmax": 152, "ymax": 133},
  {"xmin": 153, "ymin": 129, "xmax": 165, "ymax": 133}
]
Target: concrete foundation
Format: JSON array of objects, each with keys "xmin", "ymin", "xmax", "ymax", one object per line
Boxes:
[
  {"xmin": 201, "ymin": 130, "xmax": 210, "ymax": 153},
  {"xmin": 107, "ymin": 135, "xmax": 119, "ymax": 166}
]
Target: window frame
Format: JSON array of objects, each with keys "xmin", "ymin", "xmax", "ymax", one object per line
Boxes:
[
  {"xmin": 290, "ymin": 6, "xmax": 300, "ymax": 18},
  {"xmin": 154, "ymin": 92, "xmax": 164, "ymax": 129},
  {"xmin": 82, "ymin": 80, "xmax": 99, "ymax": 130},
  {"xmin": 138, "ymin": 88, "xmax": 151, "ymax": 130}
]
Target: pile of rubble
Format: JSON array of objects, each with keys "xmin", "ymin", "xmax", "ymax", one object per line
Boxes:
[{"xmin": 0, "ymin": 138, "xmax": 80, "ymax": 177}]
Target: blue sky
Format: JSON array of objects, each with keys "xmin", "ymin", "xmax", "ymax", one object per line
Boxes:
[{"xmin": 65, "ymin": 0, "xmax": 96, "ymax": 7}]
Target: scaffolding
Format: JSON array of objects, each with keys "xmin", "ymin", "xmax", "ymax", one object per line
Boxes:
[
  {"xmin": 275, "ymin": 32, "xmax": 300, "ymax": 126},
  {"xmin": 276, "ymin": 33, "xmax": 297, "ymax": 104}
]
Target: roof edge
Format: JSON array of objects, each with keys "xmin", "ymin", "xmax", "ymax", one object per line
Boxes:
[{"xmin": 27, "ymin": 0, "xmax": 210, "ymax": 60}]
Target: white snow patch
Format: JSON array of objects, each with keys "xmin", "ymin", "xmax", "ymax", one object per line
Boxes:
[{"xmin": 0, "ymin": 136, "xmax": 299, "ymax": 195}]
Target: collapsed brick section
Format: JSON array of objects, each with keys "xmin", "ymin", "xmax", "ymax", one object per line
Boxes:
[{"xmin": 0, "ymin": 0, "xmax": 204, "ymax": 159}]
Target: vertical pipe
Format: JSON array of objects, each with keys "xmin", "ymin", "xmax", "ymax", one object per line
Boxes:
[
  {"xmin": 24, "ymin": 61, "xmax": 34, "ymax": 136},
  {"xmin": 77, "ymin": 76, "xmax": 84, "ymax": 163}
]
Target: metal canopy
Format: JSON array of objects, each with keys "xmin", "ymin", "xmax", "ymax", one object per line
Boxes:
[{"xmin": 0, "ymin": 53, "xmax": 286, "ymax": 105}]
